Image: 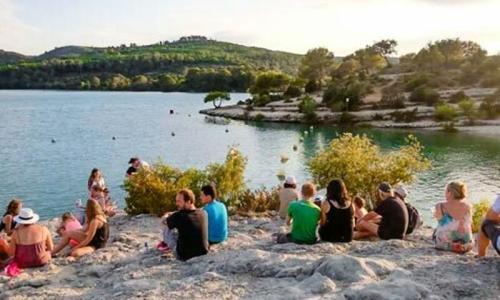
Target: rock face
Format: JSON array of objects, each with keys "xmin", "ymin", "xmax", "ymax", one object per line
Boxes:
[{"xmin": 0, "ymin": 214, "xmax": 498, "ymax": 299}]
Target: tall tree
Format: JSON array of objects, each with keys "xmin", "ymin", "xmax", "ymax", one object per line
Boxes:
[{"xmin": 299, "ymin": 48, "xmax": 335, "ymax": 86}]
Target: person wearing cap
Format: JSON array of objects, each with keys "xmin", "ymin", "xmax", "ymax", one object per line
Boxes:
[
  {"xmin": 5, "ymin": 208, "xmax": 53, "ymax": 268},
  {"xmin": 126, "ymin": 157, "xmax": 141, "ymax": 177},
  {"xmin": 394, "ymin": 184, "xmax": 422, "ymax": 235},
  {"xmin": 354, "ymin": 182, "xmax": 409, "ymax": 240},
  {"xmin": 477, "ymin": 194, "xmax": 500, "ymax": 257},
  {"xmin": 278, "ymin": 176, "xmax": 300, "ymax": 219}
]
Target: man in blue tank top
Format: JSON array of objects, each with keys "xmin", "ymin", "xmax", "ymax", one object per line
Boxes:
[{"xmin": 200, "ymin": 185, "xmax": 228, "ymax": 244}]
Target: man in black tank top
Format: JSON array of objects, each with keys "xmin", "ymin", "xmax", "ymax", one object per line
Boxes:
[{"xmin": 353, "ymin": 182, "xmax": 409, "ymax": 240}]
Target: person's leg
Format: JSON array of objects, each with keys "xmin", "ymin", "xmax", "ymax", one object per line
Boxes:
[
  {"xmin": 0, "ymin": 239, "xmax": 10, "ymax": 257},
  {"xmin": 53, "ymin": 229, "xmax": 87, "ymax": 255},
  {"xmin": 163, "ymin": 226, "xmax": 178, "ymax": 257},
  {"xmin": 276, "ymin": 233, "xmax": 293, "ymax": 244},
  {"xmin": 71, "ymin": 246, "xmax": 95, "ymax": 258},
  {"xmin": 477, "ymin": 226, "xmax": 490, "ymax": 257},
  {"xmin": 353, "ymin": 220, "xmax": 379, "ymax": 240}
]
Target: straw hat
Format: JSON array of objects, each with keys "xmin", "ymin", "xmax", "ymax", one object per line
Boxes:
[{"xmin": 14, "ymin": 208, "xmax": 40, "ymax": 225}]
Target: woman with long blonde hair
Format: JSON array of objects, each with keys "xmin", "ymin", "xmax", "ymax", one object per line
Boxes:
[{"xmin": 52, "ymin": 199, "xmax": 109, "ymax": 257}]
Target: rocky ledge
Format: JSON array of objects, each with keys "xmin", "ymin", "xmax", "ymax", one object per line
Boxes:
[{"xmin": 1, "ymin": 213, "xmax": 498, "ymax": 299}]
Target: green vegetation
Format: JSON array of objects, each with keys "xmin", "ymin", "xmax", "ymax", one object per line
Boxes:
[
  {"xmin": 204, "ymin": 91, "xmax": 230, "ymax": 109},
  {"xmin": 124, "ymin": 147, "xmax": 246, "ymax": 215},
  {"xmin": 0, "ymin": 36, "xmax": 301, "ymax": 92},
  {"xmin": 472, "ymin": 199, "xmax": 491, "ymax": 233},
  {"xmin": 457, "ymin": 99, "xmax": 477, "ymax": 124},
  {"xmin": 409, "ymin": 86, "xmax": 440, "ymax": 106},
  {"xmin": 434, "ymin": 104, "xmax": 457, "ymax": 122},
  {"xmin": 307, "ymin": 133, "xmax": 430, "ymax": 206},
  {"xmin": 323, "ymin": 78, "xmax": 371, "ymax": 111},
  {"xmin": 297, "ymin": 95, "xmax": 318, "ymax": 123},
  {"xmin": 299, "ymin": 48, "xmax": 335, "ymax": 87}
]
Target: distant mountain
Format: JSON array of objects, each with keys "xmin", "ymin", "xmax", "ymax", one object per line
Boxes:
[
  {"xmin": 0, "ymin": 50, "xmax": 28, "ymax": 63},
  {"xmin": 38, "ymin": 46, "xmax": 98, "ymax": 59},
  {"xmin": 0, "ymin": 36, "xmax": 303, "ymax": 91}
]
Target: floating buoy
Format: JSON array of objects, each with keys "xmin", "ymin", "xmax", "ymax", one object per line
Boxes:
[
  {"xmin": 310, "ymin": 126, "xmax": 314, "ymax": 131},
  {"xmin": 112, "ymin": 136, "xmax": 116, "ymax": 140},
  {"xmin": 51, "ymin": 139, "xmax": 56, "ymax": 143},
  {"xmin": 280, "ymin": 154, "xmax": 289, "ymax": 164},
  {"xmin": 304, "ymin": 131, "xmax": 308, "ymax": 135},
  {"xmin": 225, "ymin": 129, "xmax": 229, "ymax": 133},
  {"xmin": 171, "ymin": 132, "xmax": 175, "ymax": 137},
  {"xmin": 299, "ymin": 138, "xmax": 304, "ymax": 142},
  {"xmin": 188, "ymin": 114, "xmax": 191, "ymax": 117},
  {"xmin": 292, "ymin": 145, "xmax": 298, "ymax": 151},
  {"xmin": 169, "ymin": 109, "xmax": 174, "ymax": 114}
]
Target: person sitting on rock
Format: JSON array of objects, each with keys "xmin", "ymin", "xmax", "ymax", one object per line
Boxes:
[
  {"xmin": 278, "ymin": 176, "xmax": 300, "ymax": 220},
  {"xmin": 52, "ymin": 199, "xmax": 109, "ymax": 257},
  {"xmin": 56, "ymin": 212, "xmax": 82, "ymax": 248},
  {"xmin": 276, "ymin": 182, "xmax": 320, "ymax": 244},
  {"xmin": 200, "ymin": 185, "xmax": 228, "ymax": 244},
  {"xmin": 353, "ymin": 196, "xmax": 367, "ymax": 224},
  {"xmin": 6, "ymin": 208, "xmax": 53, "ymax": 268},
  {"xmin": 318, "ymin": 179, "xmax": 354, "ymax": 243},
  {"xmin": 354, "ymin": 182, "xmax": 408, "ymax": 240},
  {"xmin": 87, "ymin": 168, "xmax": 106, "ymax": 194},
  {"xmin": 161, "ymin": 189, "xmax": 209, "ymax": 261},
  {"xmin": 394, "ymin": 184, "xmax": 422, "ymax": 235},
  {"xmin": 433, "ymin": 181, "xmax": 473, "ymax": 253},
  {"xmin": 0, "ymin": 199, "xmax": 22, "ymax": 236},
  {"xmin": 477, "ymin": 194, "xmax": 500, "ymax": 257}
]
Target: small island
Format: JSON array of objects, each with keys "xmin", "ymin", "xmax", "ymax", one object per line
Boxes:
[{"xmin": 200, "ymin": 39, "xmax": 500, "ymax": 131}]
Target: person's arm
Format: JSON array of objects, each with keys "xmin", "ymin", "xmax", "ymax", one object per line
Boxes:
[
  {"xmin": 358, "ymin": 211, "xmax": 379, "ymax": 223},
  {"xmin": 6, "ymin": 231, "xmax": 16, "ymax": 257},
  {"xmin": 319, "ymin": 201, "xmax": 330, "ymax": 226},
  {"xmin": 3, "ymin": 215, "xmax": 14, "ymax": 236},
  {"xmin": 434, "ymin": 203, "xmax": 443, "ymax": 220},
  {"xmin": 286, "ymin": 204, "xmax": 294, "ymax": 226},
  {"xmin": 74, "ymin": 219, "xmax": 99, "ymax": 248},
  {"xmin": 201, "ymin": 210, "xmax": 209, "ymax": 250},
  {"xmin": 44, "ymin": 227, "xmax": 54, "ymax": 252}
]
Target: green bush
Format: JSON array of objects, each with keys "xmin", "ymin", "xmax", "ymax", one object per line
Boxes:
[
  {"xmin": 284, "ymin": 85, "xmax": 302, "ymax": 98},
  {"xmin": 472, "ymin": 199, "xmax": 491, "ymax": 233},
  {"xmin": 307, "ymin": 133, "xmax": 430, "ymax": 206},
  {"xmin": 410, "ymin": 86, "xmax": 440, "ymax": 106},
  {"xmin": 253, "ymin": 113, "xmax": 265, "ymax": 122},
  {"xmin": 404, "ymin": 73, "xmax": 429, "ymax": 92},
  {"xmin": 381, "ymin": 85, "xmax": 406, "ymax": 109},
  {"xmin": 479, "ymin": 94, "xmax": 500, "ymax": 119},
  {"xmin": 458, "ymin": 99, "xmax": 477, "ymax": 124},
  {"xmin": 434, "ymin": 104, "xmax": 457, "ymax": 122},
  {"xmin": 124, "ymin": 148, "xmax": 247, "ymax": 215},
  {"xmin": 323, "ymin": 78, "xmax": 371, "ymax": 111},
  {"xmin": 252, "ymin": 94, "xmax": 272, "ymax": 107},
  {"xmin": 338, "ymin": 112, "xmax": 356, "ymax": 126},
  {"xmin": 449, "ymin": 90, "xmax": 469, "ymax": 103},
  {"xmin": 305, "ymin": 80, "xmax": 320, "ymax": 93},
  {"xmin": 237, "ymin": 187, "xmax": 280, "ymax": 213},
  {"xmin": 298, "ymin": 95, "xmax": 318, "ymax": 123}
]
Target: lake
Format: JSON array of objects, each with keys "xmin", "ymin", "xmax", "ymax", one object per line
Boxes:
[{"xmin": 0, "ymin": 90, "xmax": 499, "ymax": 223}]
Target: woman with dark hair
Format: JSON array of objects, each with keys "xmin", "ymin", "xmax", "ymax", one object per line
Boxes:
[
  {"xmin": 0, "ymin": 199, "xmax": 22, "ymax": 236},
  {"xmin": 318, "ymin": 179, "xmax": 354, "ymax": 243},
  {"xmin": 52, "ymin": 199, "xmax": 109, "ymax": 257},
  {"xmin": 87, "ymin": 168, "xmax": 105, "ymax": 192}
]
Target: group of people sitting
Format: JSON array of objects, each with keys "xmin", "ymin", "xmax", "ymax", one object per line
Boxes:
[
  {"xmin": 276, "ymin": 176, "xmax": 500, "ymax": 257},
  {"xmin": 1, "ymin": 171, "xmax": 498, "ymax": 273},
  {"xmin": 0, "ymin": 168, "xmax": 115, "ymax": 271}
]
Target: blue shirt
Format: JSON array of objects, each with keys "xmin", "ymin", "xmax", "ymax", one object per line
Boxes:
[{"xmin": 203, "ymin": 200, "xmax": 228, "ymax": 243}]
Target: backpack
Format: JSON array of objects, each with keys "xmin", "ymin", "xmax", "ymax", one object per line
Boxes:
[{"xmin": 405, "ymin": 202, "xmax": 422, "ymax": 235}]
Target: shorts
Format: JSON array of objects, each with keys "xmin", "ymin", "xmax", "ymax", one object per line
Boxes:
[{"xmin": 481, "ymin": 220, "xmax": 500, "ymax": 254}]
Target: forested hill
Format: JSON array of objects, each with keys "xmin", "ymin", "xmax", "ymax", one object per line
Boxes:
[{"xmin": 0, "ymin": 36, "xmax": 302, "ymax": 92}]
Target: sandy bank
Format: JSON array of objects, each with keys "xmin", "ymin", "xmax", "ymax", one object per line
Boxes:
[{"xmin": 1, "ymin": 213, "xmax": 498, "ymax": 299}]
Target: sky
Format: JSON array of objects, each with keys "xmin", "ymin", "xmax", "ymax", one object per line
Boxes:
[{"xmin": 1, "ymin": 0, "xmax": 500, "ymax": 56}]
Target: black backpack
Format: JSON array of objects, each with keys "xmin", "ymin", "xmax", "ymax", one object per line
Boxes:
[{"xmin": 405, "ymin": 202, "xmax": 422, "ymax": 235}]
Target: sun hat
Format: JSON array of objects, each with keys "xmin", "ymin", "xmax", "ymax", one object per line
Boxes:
[
  {"xmin": 285, "ymin": 176, "xmax": 297, "ymax": 185},
  {"xmin": 378, "ymin": 182, "xmax": 392, "ymax": 193},
  {"xmin": 14, "ymin": 208, "xmax": 40, "ymax": 225},
  {"xmin": 394, "ymin": 185, "xmax": 408, "ymax": 199}
]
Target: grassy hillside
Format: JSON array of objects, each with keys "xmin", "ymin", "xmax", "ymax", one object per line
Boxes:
[{"xmin": 0, "ymin": 36, "xmax": 302, "ymax": 91}]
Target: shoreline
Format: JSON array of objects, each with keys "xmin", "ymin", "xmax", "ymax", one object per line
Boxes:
[
  {"xmin": 1, "ymin": 213, "xmax": 498, "ymax": 299},
  {"xmin": 199, "ymin": 104, "xmax": 500, "ymax": 131}
]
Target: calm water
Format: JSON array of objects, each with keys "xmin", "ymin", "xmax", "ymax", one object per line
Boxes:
[{"xmin": 0, "ymin": 90, "xmax": 499, "ymax": 223}]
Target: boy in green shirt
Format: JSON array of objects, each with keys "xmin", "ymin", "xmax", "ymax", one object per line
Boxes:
[{"xmin": 277, "ymin": 182, "xmax": 320, "ymax": 244}]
